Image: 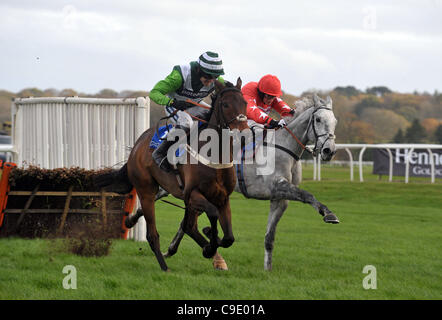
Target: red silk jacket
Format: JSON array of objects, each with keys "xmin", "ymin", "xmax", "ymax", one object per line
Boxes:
[{"xmin": 242, "ymin": 81, "xmax": 293, "ymax": 124}]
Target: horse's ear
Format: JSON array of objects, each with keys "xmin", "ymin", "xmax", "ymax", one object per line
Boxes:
[
  {"xmin": 326, "ymin": 95, "xmax": 332, "ymax": 107},
  {"xmin": 313, "ymin": 93, "xmax": 320, "ymax": 106},
  {"xmin": 236, "ymin": 77, "xmax": 242, "ymax": 90}
]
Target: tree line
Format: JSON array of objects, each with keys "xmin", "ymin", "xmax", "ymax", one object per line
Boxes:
[
  {"xmin": 295, "ymin": 86, "xmax": 442, "ymax": 144},
  {"xmin": 0, "ymin": 85, "xmax": 441, "ymax": 144}
]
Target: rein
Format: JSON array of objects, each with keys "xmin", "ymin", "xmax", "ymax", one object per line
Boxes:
[
  {"xmin": 265, "ymin": 105, "xmax": 335, "ymax": 160},
  {"xmin": 174, "ymin": 87, "xmax": 248, "ymax": 129},
  {"xmin": 283, "ymin": 126, "xmax": 310, "ymax": 153}
]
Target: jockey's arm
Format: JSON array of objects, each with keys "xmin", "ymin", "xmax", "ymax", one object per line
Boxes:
[
  {"xmin": 245, "ymin": 97, "xmax": 272, "ymax": 125},
  {"xmin": 271, "ymin": 97, "xmax": 295, "ymax": 117},
  {"xmin": 149, "ymin": 69, "xmax": 183, "ymax": 106}
]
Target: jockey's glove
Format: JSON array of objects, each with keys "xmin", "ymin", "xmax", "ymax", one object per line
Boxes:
[
  {"xmin": 289, "ymin": 109, "xmax": 295, "ymax": 115},
  {"xmin": 267, "ymin": 119, "xmax": 287, "ymax": 129},
  {"xmin": 278, "ymin": 119, "xmax": 287, "ymax": 127},
  {"xmin": 168, "ymin": 99, "xmax": 195, "ymax": 111}
]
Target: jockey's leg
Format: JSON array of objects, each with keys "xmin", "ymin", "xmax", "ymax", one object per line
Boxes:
[
  {"xmin": 152, "ymin": 110, "xmax": 193, "ymax": 172},
  {"xmin": 152, "ymin": 135, "xmax": 177, "ymax": 172}
]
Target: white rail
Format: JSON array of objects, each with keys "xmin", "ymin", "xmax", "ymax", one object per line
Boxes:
[{"xmin": 310, "ymin": 143, "xmax": 442, "ymax": 183}]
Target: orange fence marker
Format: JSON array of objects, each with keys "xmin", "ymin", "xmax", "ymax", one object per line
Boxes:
[
  {"xmin": 121, "ymin": 188, "xmax": 137, "ymax": 239},
  {"xmin": 0, "ymin": 162, "xmax": 17, "ymax": 228}
]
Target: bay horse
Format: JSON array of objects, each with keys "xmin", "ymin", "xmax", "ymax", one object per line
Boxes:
[{"xmin": 95, "ymin": 78, "xmax": 249, "ymax": 271}]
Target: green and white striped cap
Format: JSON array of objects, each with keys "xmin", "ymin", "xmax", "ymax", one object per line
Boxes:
[{"xmin": 197, "ymin": 51, "xmax": 224, "ymax": 76}]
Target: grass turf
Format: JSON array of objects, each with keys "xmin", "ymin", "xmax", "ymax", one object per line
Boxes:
[{"xmin": 0, "ymin": 166, "xmax": 441, "ymax": 299}]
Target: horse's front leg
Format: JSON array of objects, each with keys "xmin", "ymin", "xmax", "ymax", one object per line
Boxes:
[
  {"xmin": 204, "ymin": 198, "xmax": 235, "ymax": 248},
  {"xmin": 270, "ymin": 177, "xmax": 340, "ymax": 223},
  {"xmin": 187, "ymin": 189, "xmax": 220, "ymax": 258},
  {"xmin": 164, "ymin": 216, "xmax": 228, "ymax": 270},
  {"xmin": 217, "ymin": 199, "xmax": 235, "ymax": 249},
  {"xmin": 264, "ymin": 199, "xmax": 288, "ymax": 271}
]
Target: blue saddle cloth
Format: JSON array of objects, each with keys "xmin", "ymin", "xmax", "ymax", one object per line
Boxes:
[
  {"xmin": 150, "ymin": 124, "xmax": 173, "ymax": 149},
  {"xmin": 150, "ymin": 124, "xmax": 186, "ymax": 157},
  {"xmin": 150, "ymin": 122, "xmax": 206, "ymax": 149}
]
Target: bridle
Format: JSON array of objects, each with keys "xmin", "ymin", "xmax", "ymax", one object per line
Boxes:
[
  {"xmin": 300, "ymin": 105, "xmax": 336, "ymax": 156},
  {"xmin": 278, "ymin": 105, "xmax": 335, "ymax": 159},
  {"xmin": 211, "ymin": 86, "xmax": 247, "ymax": 130}
]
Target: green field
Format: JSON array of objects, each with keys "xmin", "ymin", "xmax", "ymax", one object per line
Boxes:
[{"xmin": 0, "ymin": 166, "xmax": 441, "ymax": 300}]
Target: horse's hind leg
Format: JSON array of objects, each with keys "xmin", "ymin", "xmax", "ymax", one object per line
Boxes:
[
  {"xmin": 138, "ymin": 194, "xmax": 169, "ymax": 271},
  {"xmin": 264, "ymin": 199, "xmax": 288, "ymax": 271},
  {"xmin": 163, "ymin": 221, "xmax": 186, "ymax": 258},
  {"xmin": 124, "ymin": 208, "xmax": 144, "ymax": 229},
  {"xmin": 181, "ymin": 206, "xmax": 213, "ymax": 255}
]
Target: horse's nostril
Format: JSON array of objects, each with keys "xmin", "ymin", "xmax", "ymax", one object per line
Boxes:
[{"xmin": 323, "ymin": 148, "xmax": 331, "ymax": 154}]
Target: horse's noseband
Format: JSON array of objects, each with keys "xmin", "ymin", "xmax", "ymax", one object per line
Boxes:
[{"xmin": 228, "ymin": 114, "xmax": 247, "ymax": 124}]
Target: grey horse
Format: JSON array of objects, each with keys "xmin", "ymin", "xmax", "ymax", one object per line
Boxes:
[
  {"xmin": 126, "ymin": 94, "xmax": 340, "ymax": 271},
  {"xmin": 235, "ymin": 94, "xmax": 340, "ymax": 270}
]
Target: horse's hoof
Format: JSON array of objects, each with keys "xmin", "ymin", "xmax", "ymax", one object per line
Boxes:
[
  {"xmin": 213, "ymin": 253, "xmax": 228, "ymax": 270},
  {"xmin": 324, "ymin": 214, "xmax": 340, "ymax": 224},
  {"xmin": 203, "ymin": 245, "xmax": 216, "ymax": 259}
]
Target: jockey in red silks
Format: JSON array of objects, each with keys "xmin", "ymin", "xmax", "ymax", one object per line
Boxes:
[{"xmin": 242, "ymin": 74, "xmax": 295, "ymax": 129}]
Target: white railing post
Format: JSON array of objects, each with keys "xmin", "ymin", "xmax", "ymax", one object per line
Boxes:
[
  {"xmin": 427, "ymin": 149, "xmax": 435, "ymax": 184},
  {"xmin": 359, "ymin": 146, "xmax": 367, "ymax": 182},
  {"xmin": 317, "ymin": 155, "xmax": 321, "ymax": 181},
  {"xmin": 344, "ymin": 148, "xmax": 354, "ymax": 181},
  {"xmin": 405, "ymin": 148, "xmax": 414, "ymax": 184},
  {"xmin": 131, "ymin": 97, "xmax": 150, "ymax": 242},
  {"xmin": 386, "ymin": 148, "xmax": 393, "ymax": 182},
  {"xmin": 313, "ymin": 155, "xmax": 317, "ymax": 180}
]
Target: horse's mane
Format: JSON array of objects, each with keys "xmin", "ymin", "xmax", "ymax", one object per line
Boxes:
[
  {"xmin": 284, "ymin": 96, "xmax": 316, "ymax": 124},
  {"xmin": 224, "ymin": 81, "xmax": 235, "ymax": 88}
]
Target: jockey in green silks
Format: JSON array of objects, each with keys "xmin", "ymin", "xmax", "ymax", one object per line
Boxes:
[{"xmin": 149, "ymin": 51, "xmax": 225, "ymax": 172}]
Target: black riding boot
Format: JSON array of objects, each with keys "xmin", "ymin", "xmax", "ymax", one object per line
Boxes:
[{"xmin": 152, "ymin": 139, "xmax": 176, "ymax": 172}]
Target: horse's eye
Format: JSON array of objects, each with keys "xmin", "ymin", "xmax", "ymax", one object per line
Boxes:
[
  {"xmin": 223, "ymin": 103, "xmax": 229, "ymax": 108},
  {"xmin": 316, "ymin": 118, "xmax": 321, "ymax": 123}
]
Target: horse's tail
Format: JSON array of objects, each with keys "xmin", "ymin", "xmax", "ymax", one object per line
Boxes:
[{"xmin": 93, "ymin": 163, "xmax": 133, "ymax": 194}]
